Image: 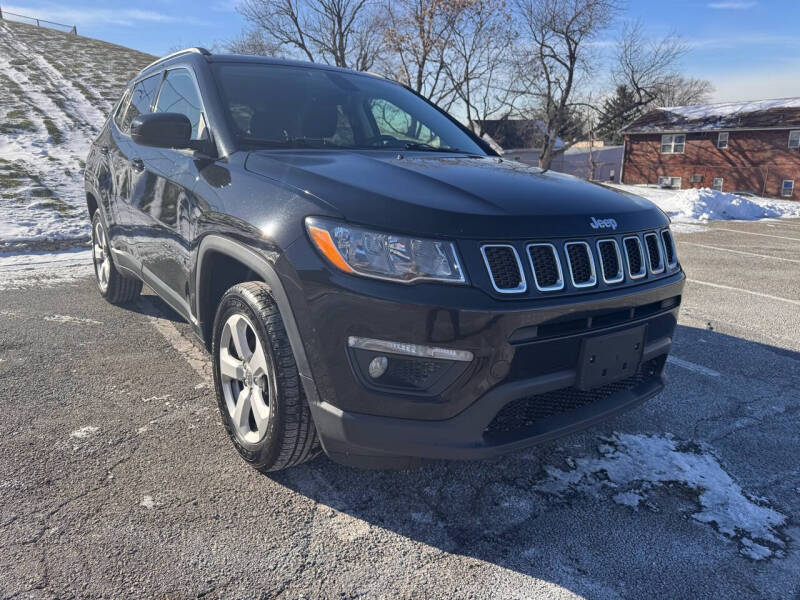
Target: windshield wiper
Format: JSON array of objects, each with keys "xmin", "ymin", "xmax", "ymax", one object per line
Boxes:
[
  {"xmin": 403, "ymin": 142, "xmax": 476, "ymax": 154},
  {"xmin": 237, "ymin": 136, "xmax": 347, "ymax": 150}
]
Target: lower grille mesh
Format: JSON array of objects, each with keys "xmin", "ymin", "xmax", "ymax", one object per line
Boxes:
[{"xmin": 485, "ymin": 359, "xmax": 661, "ymax": 435}]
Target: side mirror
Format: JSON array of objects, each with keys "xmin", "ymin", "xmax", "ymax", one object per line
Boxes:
[{"xmin": 130, "ymin": 113, "xmax": 191, "ymax": 149}]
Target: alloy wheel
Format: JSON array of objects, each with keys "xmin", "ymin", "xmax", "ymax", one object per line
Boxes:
[
  {"xmin": 92, "ymin": 219, "xmax": 111, "ymax": 292},
  {"xmin": 219, "ymin": 313, "xmax": 273, "ymax": 443}
]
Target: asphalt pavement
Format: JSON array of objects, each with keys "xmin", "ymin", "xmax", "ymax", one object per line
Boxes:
[{"xmin": 1, "ymin": 219, "xmax": 799, "ymax": 599}]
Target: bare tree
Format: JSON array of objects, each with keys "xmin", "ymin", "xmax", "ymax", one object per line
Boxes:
[
  {"xmin": 613, "ymin": 21, "xmax": 686, "ymax": 108},
  {"xmin": 227, "ymin": 29, "xmax": 283, "ymax": 56},
  {"xmin": 379, "ymin": 0, "xmax": 464, "ymax": 108},
  {"xmin": 651, "ymin": 74, "xmax": 714, "ymax": 107},
  {"xmin": 593, "ymin": 22, "xmax": 712, "ymax": 140},
  {"xmin": 514, "ymin": 0, "xmax": 620, "ymax": 171},
  {"xmin": 444, "ymin": 0, "xmax": 517, "ymax": 134},
  {"xmin": 237, "ymin": 0, "xmax": 382, "ymax": 70}
]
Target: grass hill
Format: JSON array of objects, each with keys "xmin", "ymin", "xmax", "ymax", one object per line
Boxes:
[{"xmin": 0, "ymin": 19, "xmax": 154, "ymax": 246}]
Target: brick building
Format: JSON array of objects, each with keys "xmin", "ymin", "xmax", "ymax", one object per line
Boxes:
[{"xmin": 620, "ymin": 98, "xmax": 800, "ymax": 199}]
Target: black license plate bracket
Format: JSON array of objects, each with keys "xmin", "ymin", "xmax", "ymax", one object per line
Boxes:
[{"xmin": 576, "ymin": 325, "xmax": 646, "ymax": 391}]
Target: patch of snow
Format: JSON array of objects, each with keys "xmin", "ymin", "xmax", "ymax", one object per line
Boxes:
[
  {"xmin": 140, "ymin": 496, "xmax": 155, "ymax": 510},
  {"xmin": 142, "ymin": 394, "xmax": 171, "ymax": 403},
  {"xmin": 608, "ymin": 184, "xmax": 800, "ymax": 223},
  {"xmin": 537, "ymin": 433, "xmax": 787, "ymax": 560},
  {"xmin": 44, "ymin": 314, "xmax": 102, "ymax": 325},
  {"xmin": 70, "ymin": 425, "xmax": 98, "ymax": 439},
  {"xmin": 612, "ymin": 491, "xmax": 644, "ymax": 509}
]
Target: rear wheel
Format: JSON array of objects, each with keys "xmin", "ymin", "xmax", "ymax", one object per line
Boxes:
[
  {"xmin": 91, "ymin": 211, "xmax": 141, "ymax": 304},
  {"xmin": 212, "ymin": 282, "xmax": 320, "ymax": 472}
]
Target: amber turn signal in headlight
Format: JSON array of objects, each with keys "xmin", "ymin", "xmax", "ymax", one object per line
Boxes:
[{"xmin": 306, "ymin": 217, "xmax": 465, "ymax": 284}]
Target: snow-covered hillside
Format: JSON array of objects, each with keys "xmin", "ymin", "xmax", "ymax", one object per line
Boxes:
[{"xmin": 0, "ymin": 19, "xmax": 153, "ymax": 246}]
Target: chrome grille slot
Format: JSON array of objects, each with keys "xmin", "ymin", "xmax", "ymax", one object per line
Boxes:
[
  {"xmin": 526, "ymin": 243, "xmax": 564, "ymax": 291},
  {"xmin": 596, "ymin": 239, "xmax": 623, "ymax": 284},
  {"xmin": 481, "ymin": 244, "xmax": 526, "ymax": 293},
  {"xmin": 661, "ymin": 229, "xmax": 677, "ymax": 268},
  {"xmin": 564, "ymin": 241, "xmax": 596, "ymax": 288},
  {"xmin": 644, "ymin": 232, "xmax": 665, "ymax": 274},
  {"xmin": 623, "ymin": 236, "xmax": 646, "ymax": 279}
]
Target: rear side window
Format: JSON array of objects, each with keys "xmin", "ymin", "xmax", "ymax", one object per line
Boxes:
[
  {"xmin": 154, "ymin": 69, "xmax": 207, "ymax": 140},
  {"xmin": 113, "ymin": 89, "xmax": 131, "ymax": 130},
  {"xmin": 121, "ymin": 74, "xmax": 162, "ymax": 132}
]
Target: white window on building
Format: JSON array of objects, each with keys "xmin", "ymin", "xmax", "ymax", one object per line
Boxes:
[
  {"xmin": 789, "ymin": 130, "xmax": 800, "ymax": 149},
  {"xmin": 690, "ymin": 174, "xmax": 703, "ymax": 183},
  {"xmin": 661, "ymin": 134, "xmax": 686, "ymax": 154},
  {"xmin": 658, "ymin": 176, "xmax": 682, "ymax": 188},
  {"xmin": 717, "ymin": 132, "xmax": 729, "ymax": 149},
  {"xmin": 781, "ymin": 180, "xmax": 794, "ymax": 197},
  {"xmin": 712, "ymin": 177, "xmax": 723, "ymax": 191}
]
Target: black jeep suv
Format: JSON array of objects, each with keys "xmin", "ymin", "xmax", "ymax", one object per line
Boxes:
[{"xmin": 84, "ymin": 48, "xmax": 684, "ymax": 471}]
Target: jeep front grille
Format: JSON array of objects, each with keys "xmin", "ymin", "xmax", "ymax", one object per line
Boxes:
[
  {"xmin": 564, "ymin": 241, "xmax": 596, "ymax": 288},
  {"xmin": 596, "ymin": 239, "xmax": 623, "ymax": 284},
  {"xmin": 480, "ymin": 244, "xmax": 526, "ymax": 293},
  {"xmin": 527, "ymin": 243, "xmax": 564, "ymax": 291},
  {"xmin": 644, "ymin": 232, "xmax": 664, "ymax": 274},
  {"xmin": 479, "ymin": 231, "xmax": 675, "ymax": 296},
  {"xmin": 623, "ymin": 236, "xmax": 646, "ymax": 279}
]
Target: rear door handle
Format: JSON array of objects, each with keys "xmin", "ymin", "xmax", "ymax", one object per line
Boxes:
[{"xmin": 131, "ymin": 158, "xmax": 145, "ymax": 173}]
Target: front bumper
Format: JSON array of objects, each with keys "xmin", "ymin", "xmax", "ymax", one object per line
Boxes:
[
  {"xmin": 310, "ymin": 367, "xmax": 664, "ymax": 467},
  {"xmin": 283, "ymin": 239, "xmax": 684, "ymax": 466}
]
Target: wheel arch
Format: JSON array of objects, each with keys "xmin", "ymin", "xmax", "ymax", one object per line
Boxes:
[
  {"xmin": 86, "ymin": 192, "xmax": 99, "ymax": 219},
  {"xmin": 195, "ymin": 235, "xmax": 319, "ymax": 403}
]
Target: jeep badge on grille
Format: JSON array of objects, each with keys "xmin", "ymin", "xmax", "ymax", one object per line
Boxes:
[{"xmin": 590, "ymin": 217, "xmax": 618, "ymax": 230}]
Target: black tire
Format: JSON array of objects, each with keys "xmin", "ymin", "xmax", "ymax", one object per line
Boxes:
[
  {"xmin": 212, "ymin": 282, "xmax": 320, "ymax": 472},
  {"xmin": 91, "ymin": 211, "xmax": 142, "ymax": 304}
]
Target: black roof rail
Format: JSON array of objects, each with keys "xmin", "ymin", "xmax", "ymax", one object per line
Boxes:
[{"xmin": 142, "ymin": 47, "xmax": 211, "ymax": 72}]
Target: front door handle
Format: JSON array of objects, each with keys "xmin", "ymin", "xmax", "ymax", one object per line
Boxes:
[{"xmin": 131, "ymin": 158, "xmax": 145, "ymax": 173}]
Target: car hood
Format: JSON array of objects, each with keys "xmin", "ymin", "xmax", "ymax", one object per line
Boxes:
[{"xmin": 244, "ymin": 150, "xmax": 668, "ymax": 239}]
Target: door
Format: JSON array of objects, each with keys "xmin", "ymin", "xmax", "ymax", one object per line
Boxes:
[
  {"xmin": 134, "ymin": 67, "xmax": 211, "ymax": 318},
  {"xmin": 110, "ymin": 73, "xmax": 163, "ymax": 267}
]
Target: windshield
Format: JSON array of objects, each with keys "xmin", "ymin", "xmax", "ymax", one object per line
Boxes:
[{"xmin": 211, "ymin": 62, "xmax": 486, "ymax": 155}]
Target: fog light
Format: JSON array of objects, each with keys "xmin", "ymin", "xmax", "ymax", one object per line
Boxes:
[{"xmin": 368, "ymin": 356, "xmax": 389, "ymax": 378}]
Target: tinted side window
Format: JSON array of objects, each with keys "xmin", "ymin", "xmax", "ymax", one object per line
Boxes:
[
  {"xmin": 154, "ymin": 69, "xmax": 207, "ymax": 140},
  {"xmin": 121, "ymin": 74, "xmax": 162, "ymax": 132}
]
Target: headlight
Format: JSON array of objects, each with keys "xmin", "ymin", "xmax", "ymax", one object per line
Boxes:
[{"xmin": 305, "ymin": 217, "xmax": 465, "ymax": 284}]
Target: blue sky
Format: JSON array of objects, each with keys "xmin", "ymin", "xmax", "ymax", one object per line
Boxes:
[{"xmin": 2, "ymin": 0, "xmax": 798, "ymax": 102}]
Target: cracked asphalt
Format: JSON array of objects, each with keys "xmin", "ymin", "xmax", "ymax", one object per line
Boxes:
[{"xmin": 1, "ymin": 219, "xmax": 799, "ymax": 599}]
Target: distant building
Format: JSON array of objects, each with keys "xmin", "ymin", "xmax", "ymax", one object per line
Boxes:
[{"xmin": 620, "ymin": 98, "xmax": 800, "ymax": 199}]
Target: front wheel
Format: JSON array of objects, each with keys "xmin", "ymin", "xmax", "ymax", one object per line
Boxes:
[
  {"xmin": 212, "ymin": 282, "xmax": 320, "ymax": 472},
  {"xmin": 91, "ymin": 211, "xmax": 142, "ymax": 304}
]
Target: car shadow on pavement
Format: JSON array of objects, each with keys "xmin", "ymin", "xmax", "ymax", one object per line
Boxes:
[
  {"xmin": 125, "ymin": 290, "xmax": 184, "ymax": 323},
  {"xmin": 270, "ymin": 324, "xmax": 800, "ymax": 597}
]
